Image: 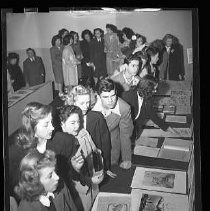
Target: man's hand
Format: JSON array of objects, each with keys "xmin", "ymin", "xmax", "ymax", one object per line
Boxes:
[
  {"xmin": 71, "ymin": 145, "xmax": 84, "ymax": 172},
  {"xmin": 119, "ymin": 161, "xmax": 131, "ymax": 170},
  {"xmin": 106, "ymin": 170, "xmax": 117, "ymax": 178}
]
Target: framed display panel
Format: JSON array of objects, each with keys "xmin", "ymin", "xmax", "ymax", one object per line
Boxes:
[
  {"xmin": 157, "ymin": 138, "xmax": 193, "ymax": 162},
  {"xmin": 165, "ymin": 115, "xmax": 187, "ymax": 124},
  {"xmin": 91, "ymin": 192, "xmax": 131, "ymax": 211},
  {"xmin": 139, "ymin": 128, "xmax": 192, "ymax": 138},
  {"xmin": 131, "ymin": 189, "xmax": 189, "ymax": 211},
  {"xmin": 131, "ymin": 167, "xmax": 187, "ymax": 194}
]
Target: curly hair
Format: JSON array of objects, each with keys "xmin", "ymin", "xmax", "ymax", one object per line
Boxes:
[
  {"xmin": 106, "ymin": 24, "xmax": 117, "ymax": 33},
  {"xmin": 63, "ymin": 34, "xmax": 74, "ymax": 46},
  {"xmin": 15, "ymin": 149, "xmax": 56, "ymax": 201},
  {"xmin": 95, "ymin": 78, "xmax": 116, "ymax": 95},
  {"xmin": 122, "ymin": 27, "xmax": 135, "ymax": 40},
  {"xmin": 59, "ymin": 105, "xmax": 84, "ymax": 129},
  {"xmin": 64, "ymin": 85, "xmax": 90, "ymax": 105},
  {"xmin": 81, "ymin": 29, "xmax": 93, "ymax": 41},
  {"xmin": 136, "ymin": 74, "xmax": 158, "ymax": 99},
  {"xmin": 162, "ymin": 34, "xmax": 179, "ymax": 47},
  {"xmin": 17, "ymin": 102, "xmax": 52, "ymax": 149},
  {"xmin": 51, "ymin": 34, "xmax": 61, "ymax": 46},
  {"xmin": 135, "ymin": 33, "xmax": 147, "ymax": 45},
  {"xmin": 58, "ymin": 28, "xmax": 69, "ymax": 38}
]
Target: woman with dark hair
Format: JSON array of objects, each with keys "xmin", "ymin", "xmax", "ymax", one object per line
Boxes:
[
  {"xmin": 89, "ymin": 28, "xmax": 107, "ymax": 83},
  {"xmin": 60, "ymin": 105, "xmax": 104, "ymax": 211},
  {"xmin": 50, "ymin": 35, "xmax": 64, "ymax": 96},
  {"xmin": 80, "ymin": 29, "xmax": 94, "ymax": 84},
  {"xmin": 62, "ymin": 34, "xmax": 81, "ymax": 88},
  {"xmin": 144, "ymin": 46, "xmax": 160, "ymax": 80},
  {"xmin": 120, "ymin": 27, "xmax": 136, "ymax": 58},
  {"xmin": 15, "ymin": 149, "xmax": 78, "ymax": 210},
  {"xmin": 111, "ymin": 52, "xmax": 142, "ymax": 95},
  {"xmin": 121, "ymin": 75, "xmax": 179, "ymax": 138},
  {"xmin": 7, "ymin": 52, "xmax": 25, "ymax": 91},
  {"xmin": 58, "ymin": 28, "xmax": 69, "ymax": 45},
  {"xmin": 159, "ymin": 34, "xmax": 185, "ymax": 80},
  {"xmin": 104, "ymin": 24, "xmax": 122, "ymax": 76},
  {"xmin": 70, "ymin": 31, "xmax": 83, "ymax": 82},
  {"xmin": 9, "ymin": 102, "xmax": 84, "ymax": 203},
  {"xmin": 132, "ymin": 33, "xmax": 148, "ymax": 54}
]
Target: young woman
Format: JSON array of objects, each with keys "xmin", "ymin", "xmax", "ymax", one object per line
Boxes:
[
  {"xmin": 159, "ymin": 34, "xmax": 185, "ymax": 81},
  {"xmin": 120, "ymin": 27, "xmax": 136, "ymax": 58},
  {"xmin": 9, "ymin": 102, "xmax": 84, "ymax": 203},
  {"xmin": 59, "ymin": 105, "xmax": 104, "ymax": 211},
  {"xmin": 111, "ymin": 52, "xmax": 142, "ymax": 95},
  {"xmin": 15, "ymin": 149, "xmax": 78, "ymax": 211},
  {"xmin": 104, "ymin": 24, "xmax": 122, "ymax": 76},
  {"xmin": 121, "ymin": 75, "xmax": 180, "ymax": 138},
  {"xmin": 7, "ymin": 52, "xmax": 25, "ymax": 91},
  {"xmin": 62, "ymin": 34, "xmax": 80, "ymax": 89},
  {"xmin": 70, "ymin": 31, "xmax": 83, "ymax": 82},
  {"xmin": 50, "ymin": 35, "xmax": 64, "ymax": 96},
  {"xmin": 58, "ymin": 28, "xmax": 69, "ymax": 45},
  {"xmin": 80, "ymin": 29, "xmax": 94, "ymax": 84},
  {"xmin": 132, "ymin": 33, "xmax": 148, "ymax": 54}
]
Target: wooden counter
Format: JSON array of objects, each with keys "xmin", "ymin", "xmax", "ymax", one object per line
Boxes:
[{"xmin": 8, "ymin": 81, "xmax": 53, "ymax": 136}]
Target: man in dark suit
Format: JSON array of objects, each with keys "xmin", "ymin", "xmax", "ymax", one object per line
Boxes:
[
  {"xmin": 90, "ymin": 28, "xmax": 107, "ymax": 82},
  {"xmin": 23, "ymin": 48, "xmax": 45, "ymax": 87},
  {"xmin": 121, "ymin": 75, "xmax": 180, "ymax": 138}
]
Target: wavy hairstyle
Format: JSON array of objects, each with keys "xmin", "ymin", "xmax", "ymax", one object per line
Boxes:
[
  {"xmin": 122, "ymin": 27, "xmax": 135, "ymax": 40},
  {"xmin": 51, "ymin": 34, "xmax": 62, "ymax": 46},
  {"xmin": 162, "ymin": 34, "xmax": 179, "ymax": 47},
  {"xmin": 15, "ymin": 149, "xmax": 56, "ymax": 201},
  {"xmin": 59, "ymin": 105, "xmax": 84, "ymax": 130},
  {"xmin": 81, "ymin": 29, "xmax": 93, "ymax": 41},
  {"xmin": 64, "ymin": 85, "xmax": 90, "ymax": 106},
  {"xmin": 95, "ymin": 78, "xmax": 116, "ymax": 95},
  {"xmin": 16, "ymin": 102, "xmax": 52, "ymax": 149},
  {"xmin": 136, "ymin": 74, "xmax": 158, "ymax": 99}
]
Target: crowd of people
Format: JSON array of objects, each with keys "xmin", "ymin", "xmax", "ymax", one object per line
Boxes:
[{"xmin": 8, "ymin": 23, "xmax": 185, "ymax": 211}]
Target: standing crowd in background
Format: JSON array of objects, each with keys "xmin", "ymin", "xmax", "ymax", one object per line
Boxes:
[{"xmin": 7, "ymin": 23, "xmax": 185, "ymax": 211}]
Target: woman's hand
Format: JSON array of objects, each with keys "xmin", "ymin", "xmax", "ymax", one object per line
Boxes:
[
  {"xmin": 91, "ymin": 170, "xmax": 104, "ymax": 185},
  {"xmin": 106, "ymin": 170, "xmax": 117, "ymax": 178}
]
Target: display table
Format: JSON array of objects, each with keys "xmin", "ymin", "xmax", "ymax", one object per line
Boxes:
[{"xmin": 8, "ymin": 81, "xmax": 53, "ymax": 136}]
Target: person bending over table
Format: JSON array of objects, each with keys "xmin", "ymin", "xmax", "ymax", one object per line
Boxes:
[
  {"xmin": 93, "ymin": 79, "xmax": 134, "ymax": 170},
  {"xmin": 121, "ymin": 74, "xmax": 180, "ymax": 139}
]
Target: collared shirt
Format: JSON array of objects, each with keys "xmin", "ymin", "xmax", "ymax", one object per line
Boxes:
[
  {"xmin": 135, "ymin": 92, "xmax": 144, "ymax": 120},
  {"xmin": 92, "ymin": 95, "xmax": 121, "ymax": 118},
  {"xmin": 166, "ymin": 46, "xmax": 171, "ymax": 53},
  {"xmin": 97, "ymin": 38, "xmax": 101, "ymax": 42}
]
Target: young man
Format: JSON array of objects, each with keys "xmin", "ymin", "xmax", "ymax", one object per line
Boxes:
[
  {"xmin": 23, "ymin": 48, "xmax": 45, "ymax": 87},
  {"xmin": 93, "ymin": 79, "xmax": 134, "ymax": 169}
]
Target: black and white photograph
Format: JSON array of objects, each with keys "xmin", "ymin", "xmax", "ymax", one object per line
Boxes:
[{"xmin": 2, "ymin": 7, "xmax": 200, "ymax": 211}]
